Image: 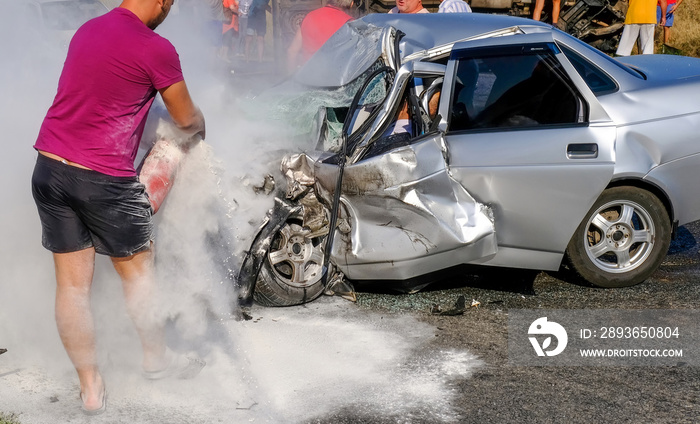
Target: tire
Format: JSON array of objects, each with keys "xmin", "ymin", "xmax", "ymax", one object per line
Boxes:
[
  {"xmin": 565, "ymin": 186, "xmax": 671, "ymax": 288},
  {"xmin": 253, "ymin": 215, "xmax": 327, "ymax": 306}
]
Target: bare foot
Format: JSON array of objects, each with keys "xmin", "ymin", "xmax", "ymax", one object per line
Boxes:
[{"xmin": 80, "ymin": 374, "xmax": 106, "ymax": 414}]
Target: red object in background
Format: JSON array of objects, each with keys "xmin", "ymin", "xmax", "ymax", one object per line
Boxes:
[
  {"xmin": 138, "ymin": 138, "xmax": 185, "ymax": 214},
  {"xmin": 300, "ymin": 6, "xmax": 353, "ymax": 61},
  {"xmin": 223, "ymin": 0, "xmax": 239, "ymax": 33}
]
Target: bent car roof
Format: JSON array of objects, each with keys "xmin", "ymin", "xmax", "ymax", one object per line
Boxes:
[
  {"xmin": 295, "ymin": 13, "xmax": 552, "ymax": 88},
  {"xmin": 363, "ymin": 13, "xmax": 550, "ymax": 55}
]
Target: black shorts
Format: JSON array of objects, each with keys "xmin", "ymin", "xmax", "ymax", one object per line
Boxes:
[
  {"xmin": 31, "ymin": 154, "xmax": 153, "ymax": 257},
  {"xmin": 223, "ymin": 27, "xmax": 238, "ymax": 44},
  {"xmin": 248, "ymin": 8, "xmax": 266, "ymax": 36}
]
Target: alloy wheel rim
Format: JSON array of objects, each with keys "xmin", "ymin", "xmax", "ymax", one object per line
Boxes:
[
  {"xmin": 267, "ymin": 222, "xmax": 325, "ymax": 288},
  {"xmin": 583, "ymin": 200, "xmax": 655, "ymax": 274}
]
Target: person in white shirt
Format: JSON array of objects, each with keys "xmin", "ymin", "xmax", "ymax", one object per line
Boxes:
[{"xmin": 438, "ymin": 0, "xmax": 472, "ymax": 13}]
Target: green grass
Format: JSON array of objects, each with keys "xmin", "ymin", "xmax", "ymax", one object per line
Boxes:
[
  {"xmin": 663, "ymin": 0, "xmax": 700, "ymax": 57},
  {"xmin": 0, "ymin": 413, "xmax": 21, "ymax": 424}
]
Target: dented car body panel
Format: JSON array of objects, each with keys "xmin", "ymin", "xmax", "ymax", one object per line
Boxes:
[
  {"xmin": 242, "ymin": 13, "xmax": 700, "ymax": 306},
  {"xmin": 283, "ymin": 134, "xmax": 498, "ymax": 281}
]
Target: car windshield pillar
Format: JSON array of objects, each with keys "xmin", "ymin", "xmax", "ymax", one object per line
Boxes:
[{"xmin": 348, "ymin": 65, "xmax": 414, "ymax": 163}]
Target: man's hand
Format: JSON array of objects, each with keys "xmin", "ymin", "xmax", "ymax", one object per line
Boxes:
[
  {"xmin": 659, "ymin": 0, "xmax": 668, "ymax": 26},
  {"xmin": 159, "ymin": 81, "xmax": 206, "ymax": 140}
]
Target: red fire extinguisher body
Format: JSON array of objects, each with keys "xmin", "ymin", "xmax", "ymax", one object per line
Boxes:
[{"xmin": 138, "ymin": 138, "xmax": 185, "ymax": 214}]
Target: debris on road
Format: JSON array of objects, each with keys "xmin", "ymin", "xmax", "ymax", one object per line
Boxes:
[
  {"xmin": 324, "ymin": 271, "xmax": 357, "ymax": 302},
  {"xmin": 432, "ymin": 295, "xmax": 467, "ymax": 316},
  {"xmin": 431, "ymin": 296, "xmax": 483, "ymax": 315}
]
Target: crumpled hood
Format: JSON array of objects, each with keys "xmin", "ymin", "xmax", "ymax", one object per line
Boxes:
[{"xmin": 293, "ymin": 20, "xmax": 385, "ymax": 88}]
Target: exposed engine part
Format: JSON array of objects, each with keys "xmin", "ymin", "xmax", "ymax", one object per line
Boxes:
[{"xmin": 253, "ymin": 174, "xmax": 276, "ymax": 195}]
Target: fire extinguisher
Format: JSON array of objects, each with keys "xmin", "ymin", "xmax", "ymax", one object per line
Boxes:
[{"xmin": 138, "ymin": 138, "xmax": 186, "ymax": 214}]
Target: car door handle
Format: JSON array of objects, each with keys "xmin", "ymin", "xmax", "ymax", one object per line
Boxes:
[{"xmin": 567, "ymin": 143, "xmax": 598, "ymax": 159}]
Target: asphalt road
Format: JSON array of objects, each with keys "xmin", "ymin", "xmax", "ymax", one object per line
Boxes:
[{"xmin": 313, "ymin": 220, "xmax": 700, "ymax": 423}]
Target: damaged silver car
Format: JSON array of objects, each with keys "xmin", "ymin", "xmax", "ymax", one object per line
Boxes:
[{"xmin": 238, "ymin": 14, "xmax": 700, "ymax": 306}]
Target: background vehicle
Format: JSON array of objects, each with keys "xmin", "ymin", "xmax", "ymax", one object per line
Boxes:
[{"xmin": 239, "ymin": 14, "xmax": 700, "ymax": 307}]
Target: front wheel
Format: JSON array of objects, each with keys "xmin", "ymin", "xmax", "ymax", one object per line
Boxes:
[
  {"xmin": 565, "ymin": 186, "xmax": 671, "ymax": 288},
  {"xmin": 253, "ymin": 215, "xmax": 327, "ymax": 306}
]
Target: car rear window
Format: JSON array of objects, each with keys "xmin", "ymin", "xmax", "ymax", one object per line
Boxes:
[{"xmin": 558, "ymin": 44, "xmax": 618, "ymax": 95}]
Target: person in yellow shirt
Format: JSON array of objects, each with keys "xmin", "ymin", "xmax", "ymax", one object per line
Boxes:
[{"xmin": 616, "ymin": 0, "xmax": 667, "ymax": 55}]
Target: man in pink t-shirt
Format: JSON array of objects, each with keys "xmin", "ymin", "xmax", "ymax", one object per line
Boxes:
[
  {"xmin": 286, "ymin": 0, "xmax": 354, "ymax": 71},
  {"xmin": 31, "ymin": 0, "xmax": 205, "ymax": 415}
]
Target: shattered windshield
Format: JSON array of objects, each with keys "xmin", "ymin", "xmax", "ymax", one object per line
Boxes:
[
  {"xmin": 250, "ymin": 58, "xmax": 388, "ymax": 152},
  {"xmin": 345, "ymin": 68, "xmax": 392, "ymax": 137}
]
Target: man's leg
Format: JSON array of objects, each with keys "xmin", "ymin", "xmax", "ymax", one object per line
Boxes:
[
  {"xmin": 238, "ymin": 17, "xmax": 248, "ymax": 57},
  {"xmin": 54, "ymin": 247, "xmax": 105, "ymax": 411},
  {"xmin": 256, "ymin": 35, "xmax": 264, "ymax": 62},
  {"xmin": 552, "ymin": 0, "xmax": 561, "ymax": 24},
  {"xmin": 639, "ymin": 24, "xmax": 656, "ymax": 54},
  {"xmin": 245, "ymin": 35, "xmax": 253, "ymax": 61},
  {"xmin": 111, "ymin": 245, "xmax": 167, "ymax": 373},
  {"xmin": 532, "ymin": 0, "xmax": 545, "ymax": 21},
  {"xmin": 616, "ymin": 25, "xmax": 639, "ymax": 56}
]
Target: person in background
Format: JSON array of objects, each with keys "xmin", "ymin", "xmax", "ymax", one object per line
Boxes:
[
  {"xmin": 220, "ymin": 0, "xmax": 239, "ymax": 62},
  {"xmin": 658, "ymin": 0, "xmax": 682, "ymax": 45},
  {"xmin": 31, "ymin": 0, "xmax": 206, "ymax": 415},
  {"xmin": 203, "ymin": 0, "xmax": 227, "ymax": 53},
  {"xmin": 389, "ymin": 0, "xmax": 429, "ymax": 14},
  {"xmin": 286, "ymin": 0, "xmax": 354, "ymax": 71},
  {"xmin": 236, "ymin": 0, "xmax": 252, "ymax": 56},
  {"xmin": 245, "ymin": 0, "xmax": 270, "ymax": 61},
  {"xmin": 616, "ymin": 0, "xmax": 667, "ymax": 55},
  {"xmin": 438, "ymin": 0, "xmax": 472, "ymax": 13},
  {"xmin": 533, "ymin": 0, "xmax": 561, "ymax": 28}
]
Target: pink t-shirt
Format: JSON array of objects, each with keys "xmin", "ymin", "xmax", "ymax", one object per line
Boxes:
[{"xmin": 35, "ymin": 8, "xmax": 184, "ymax": 177}]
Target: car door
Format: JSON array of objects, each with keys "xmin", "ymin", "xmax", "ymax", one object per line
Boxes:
[
  {"xmin": 325, "ymin": 59, "xmax": 497, "ymax": 281},
  {"xmin": 440, "ymin": 34, "xmax": 617, "ymax": 269}
]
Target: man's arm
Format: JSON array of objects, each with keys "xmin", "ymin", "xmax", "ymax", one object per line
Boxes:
[
  {"xmin": 159, "ymin": 80, "xmax": 206, "ymax": 140},
  {"xmin": 671, "ymin": 0, "xmax": 682, "ymax": 13},
  {"xmin": 659, "ymin": 0, "xmax": 668, "ymax": 25}
]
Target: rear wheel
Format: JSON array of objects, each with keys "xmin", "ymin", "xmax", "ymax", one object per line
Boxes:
[
  {"xmin": 565, "ymin": 187, "xmax": 671, "ymax": 288},
  {"xmin": 253, "ymin": 215, "xmax": 327, "ymax": 306}
]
